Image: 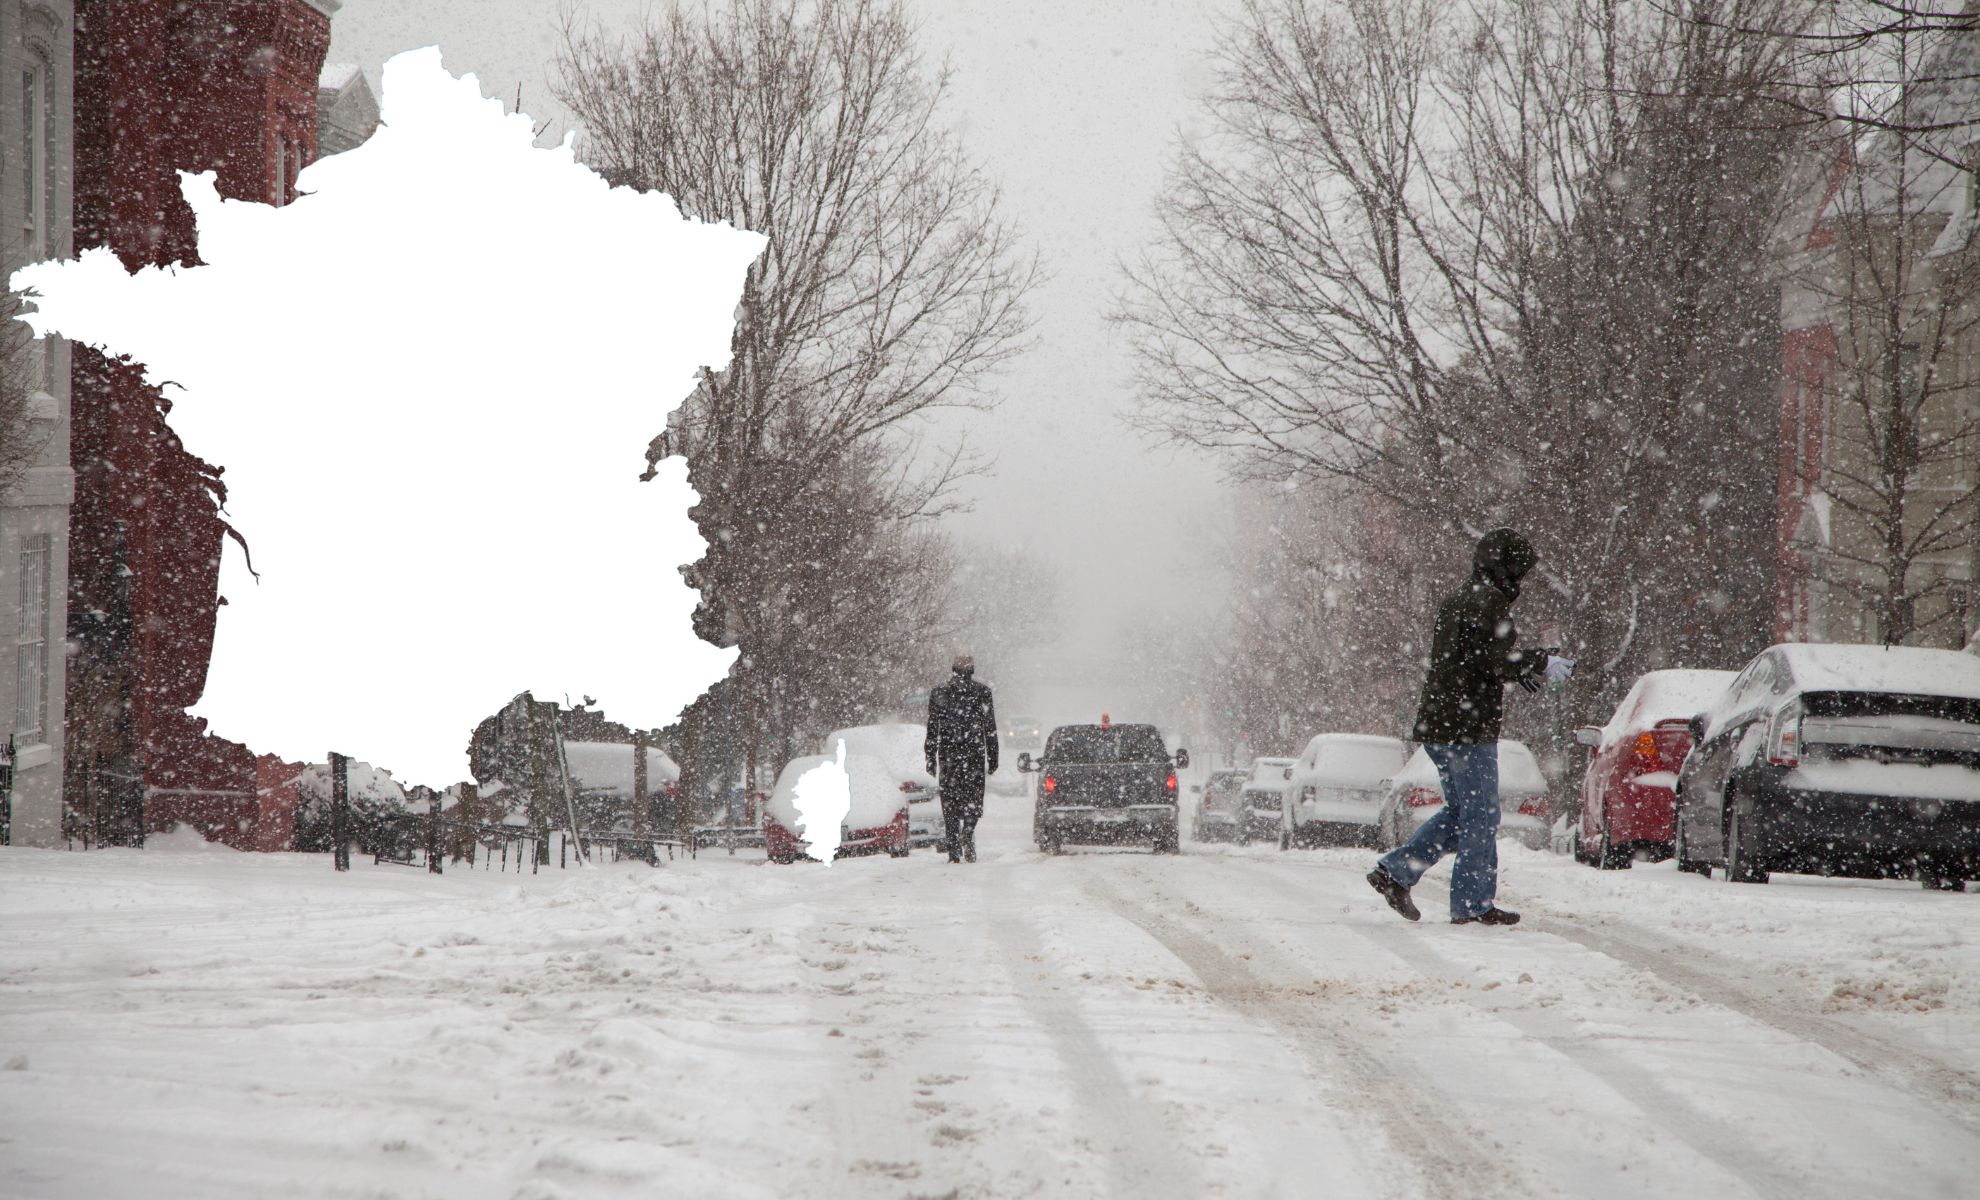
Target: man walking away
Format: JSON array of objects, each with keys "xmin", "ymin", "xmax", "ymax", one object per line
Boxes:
[
  {"xmin": 926, "ymin": 655, "xmax": 998, "ymax": 863},
  {"xmin": 1366, "ymin": 529, "xmax": 1572, "ymax": 925}
]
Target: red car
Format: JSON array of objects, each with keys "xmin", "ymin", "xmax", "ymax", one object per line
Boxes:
[
  {"xmin": 1575, "ymin": 668, "xmax": 1736, "ymax": 869},
  {"xmin": 763, "ymin": 749, "xmax": 911, "ymax": 864}
]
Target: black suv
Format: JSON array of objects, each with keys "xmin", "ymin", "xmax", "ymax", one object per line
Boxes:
[{"xmin": 1019, "ymin": 722, "xmax": 1188, "ymax": 855}]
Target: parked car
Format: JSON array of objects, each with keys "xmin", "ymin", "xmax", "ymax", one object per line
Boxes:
[
  {"xmin": 764, "ymin": 750, "xmax": 910, "ymax": 863},
  {"xmin": 1673, "ymin": 643, "xmax": 1980, "ymax": 888},
  {"xmin": 1238, "ymin": 756, "xmax": 1297, "ymax": 843},
  {"xmin": 1191, "ymin": 767, "xmax": 1251, "ymax": 842},
  {"xmin": 1375, "ymin": 741, "xmax": 1553, "ymax": 852},
  {"xmin": 1283, "ymin": 733, "xmax": 1412, "ymax": 848},
  {"xmin": 1572, "ymin": 669, "xmax": 1738, "ymax": 869},
  {"xmin": 1020, "ymin": 720, "xmax": 1188, "ymax": 854},
  {"xmin": 824, "ymin": 724, "xmax": 941, "ymax": 850}
]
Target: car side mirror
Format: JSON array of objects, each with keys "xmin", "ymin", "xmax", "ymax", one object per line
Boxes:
[
  {"xmin": 1017, "ymin": 752, "xmax": 1034, "ymax": 773},
  {"xmin": 1573, "ymin": 725, "xmax": 1602, "ymax": 748},
  {"xmin": 1174, "ymin": 749, "xmax": 1190, "ymax": 770}
]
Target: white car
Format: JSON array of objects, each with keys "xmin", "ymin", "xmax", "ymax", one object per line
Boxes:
[
  {"xmin": 1282, "ymin": 733, "xmax": 1411, "ymax": 849},
  {"xmin": 1375, "ymin": 741, "xmax": 1554, "ymax": 852},
  {"xmin": 823, "ymin": 724, "xmax": 941, "ymax": 850},
  {"xmin": 1237, "ymin": 756, "xmax": 1298, "ymax": 844}
]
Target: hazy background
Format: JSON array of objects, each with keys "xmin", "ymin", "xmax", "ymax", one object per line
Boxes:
[{"xmin": 327, "ymin": 0, "xmax": 1234, "ymax": 725}]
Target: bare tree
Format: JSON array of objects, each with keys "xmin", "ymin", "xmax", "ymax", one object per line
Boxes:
[
  {"xmin": 556, "ymin": 0, "xmax": 1037, "ymax": 799},
  {"xmin": 1119, "ymin": 0, "xmax": 1803, "ymax": 724},
  {"xmin": 1782, "ymin": 14, "xmax": 1980, "ymax": 646}
]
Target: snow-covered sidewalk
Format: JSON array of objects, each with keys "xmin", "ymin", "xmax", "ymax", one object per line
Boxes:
[{"xmin": 4, "ymin": 803, "xmax": 1978, "ymax": 1199}]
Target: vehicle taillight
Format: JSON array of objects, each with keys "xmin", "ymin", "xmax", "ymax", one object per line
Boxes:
[
  {"xmin": 1766, "ymin": 703, "xmax": 1802, "ymax": 767},
  {"xmin": 1631, "ymin": 732, "xmax": 1658, "ymax": 766},
  {"xmin": 1166, "ymin": 773, "xmax": 1178, "ymax": 792},
  {"xmin": 1517, "ymin": 796, "xmax": 1547, "ymax": 817},
  {"xmin": 1406, "ymin": 787, "xmax": 1442, "ymax": 808},
  {"xmin": 900, "ymin": 781, "xmax": 918, "ymax": 793},
  {"xmin": 1043, "ymin": 776, "xmax": 1057, "ymax": 795}
]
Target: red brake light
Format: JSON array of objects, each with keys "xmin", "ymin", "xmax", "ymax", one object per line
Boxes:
[
  {"xmin": 1406, "ymin": 787, "xmax": 1442, "ymax": 808},
  {"xmin": 1166, "ymin": 773, "xmax": 1178, "ymax": 792},
  {"xmin": 1043, "ymin": 776, "xmax": 1057, "ymax": 794}
]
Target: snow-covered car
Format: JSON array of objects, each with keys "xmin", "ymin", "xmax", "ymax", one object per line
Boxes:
[
  {"xmin": 1238, "ymin": 756, "xmax": 1297, "ymax": 843},
  {"xmin": 1572, "ymin": 668, "xmax": 1735, "ymax": 869},
  {"xmin": 1673, "ymin": 643, "xmax": 1980, "ymax": 888},
  {"xmin": 1374, "ymin": 741, "xmax": 1553, "ymax": 852},
  {"xmin": 1191, "ymin": 768, "xmax": 1250, "ymax": 842},
  {"xmin": 763, "ymin": 750, "xmax": 910, "ymax": 864},
  {"xmin": 823, "ymin": 724, "xmax": 941, "ymax": 850},
  {"xmin": 1282, "ymin": 733, "xmax": 1411, "ymax": 849}
]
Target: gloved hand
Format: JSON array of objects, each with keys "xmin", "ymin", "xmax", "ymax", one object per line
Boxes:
[{"xmin": 1545, "ymin": 655, "xmax": 1575, "ymax": 684}]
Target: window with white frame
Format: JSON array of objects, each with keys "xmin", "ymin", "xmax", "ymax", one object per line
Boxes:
[{"xmin": 16, "ymin": 535, "xmax": 50, "ymax": 744}]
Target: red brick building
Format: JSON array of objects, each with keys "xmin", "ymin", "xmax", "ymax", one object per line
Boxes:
[{"xmin": 66, "ymin": 0, "xmax": 338, "ymax": 848}]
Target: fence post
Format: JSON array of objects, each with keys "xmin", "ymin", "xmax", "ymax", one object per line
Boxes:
[{"xmin": 330, "ymin": 751, "xmax": 351, "ymax": 872}]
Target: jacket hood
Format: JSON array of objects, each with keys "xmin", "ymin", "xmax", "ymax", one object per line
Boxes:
[{"xmin": 1472, "ymin": 528, "xmax": 1536, "ymax": 599}]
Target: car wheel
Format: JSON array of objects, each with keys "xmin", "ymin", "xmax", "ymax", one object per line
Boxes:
[
  {"xmin": 1597, "ymin": 815, "xmax": 1630, "ymax": 870},
  {"xmin": 1724, "ymin": 803, "xmax": 1769, "ymax": 885},
  {"xmin": 1153, "ymin": 818, "xmax": 1181, "ymax": 855}
]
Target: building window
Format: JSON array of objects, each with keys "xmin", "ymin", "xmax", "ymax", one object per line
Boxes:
[
  {"xmin": 22, "ymin": 62, "xmax": 48, "ymax": 255},
  {"xmin": 16, "ymin": 535, "xmax": 50, "ymax": 744}
]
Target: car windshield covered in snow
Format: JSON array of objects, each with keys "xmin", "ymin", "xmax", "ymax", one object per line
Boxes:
[{"xmin": 1043, "ymin": 724, "xmax": 1168, "ymax": 763}]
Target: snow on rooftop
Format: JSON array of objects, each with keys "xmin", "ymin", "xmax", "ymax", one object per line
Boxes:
[{"xmin": 318, "ymin": 61, "xmax": 361, "ymax": 92}]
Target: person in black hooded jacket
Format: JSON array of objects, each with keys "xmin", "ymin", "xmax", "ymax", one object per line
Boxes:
[
  {"xmin": 925, "ymin": 655, "xmax": 998, "ymax": 863},
  {"xmin": 1366, "ymin": 529, "xmax": 1569, "ymax": 926}
]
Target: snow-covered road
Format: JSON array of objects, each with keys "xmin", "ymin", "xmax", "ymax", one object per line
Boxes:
[{"xmin": 5, "ymin": 793, "xmax": 1979, "ymax": 1199}]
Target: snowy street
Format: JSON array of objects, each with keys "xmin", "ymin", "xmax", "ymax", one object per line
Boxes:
[{"xmin": 5, "ymin": 792, "xmax": 1980, "ymax": 1200}]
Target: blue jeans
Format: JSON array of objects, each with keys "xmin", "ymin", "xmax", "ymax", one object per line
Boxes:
[{"xmin": 1377, "ymin": 743, "xmax": 1500, "ymax": 920}]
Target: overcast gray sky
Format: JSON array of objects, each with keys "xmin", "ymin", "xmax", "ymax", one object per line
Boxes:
[{"xmin": 328, "ymin": 0, "xmax": 1232, "ymax": 709}]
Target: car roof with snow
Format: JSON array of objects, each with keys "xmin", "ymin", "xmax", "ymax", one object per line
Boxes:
[
  {"xmin": 1297, "ymin": 733, "xmax": 1411, "ymax": 786},
  {"xmin": 1598, "ymin": 669, "xmax": 1739, "ymax": 746},
  {"xmin": 1392, "ymin": 741, "xmax": 1549, "ymax": 795},
  {"xmin": 1771, "ymin": 643, "xmax": 1980, "ymax": 700},
  {"xmin": 823, "ymin": 723, "xmax": 936, "ymax": 786},
  {"xmin": 765, "ymin": 751, "xmax": 905, "ymax": 830}
]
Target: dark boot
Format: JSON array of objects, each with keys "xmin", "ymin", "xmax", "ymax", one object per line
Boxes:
[
  {"xmin": 1451, "ymin": 907, "xmax": 1521, "ymax": 926},
  {"xmin": 1366, "ymin": 868, "xmax": 1420, "ymax": 922}
]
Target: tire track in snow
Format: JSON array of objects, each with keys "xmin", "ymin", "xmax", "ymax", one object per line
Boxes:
[
  {"xmin": 1523, "ymin": 913, "xmax": 1980, "ymax": 1139},
  {"xmin": 1080, "ymin": 871, "xmax": 1529, "ymax": 1200},
  {"xmin": 986, "ymin": 905, "xmax": 1201, "ymax": 1200},
  {"xmin": 1343, "ymin": 917, "xmax": 1808, "ymax": 1200}
]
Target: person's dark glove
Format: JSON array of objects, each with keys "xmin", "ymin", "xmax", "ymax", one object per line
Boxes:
[{"xmin": 925, "ymin": 756, "xmax": 938, "ymax": 777}]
